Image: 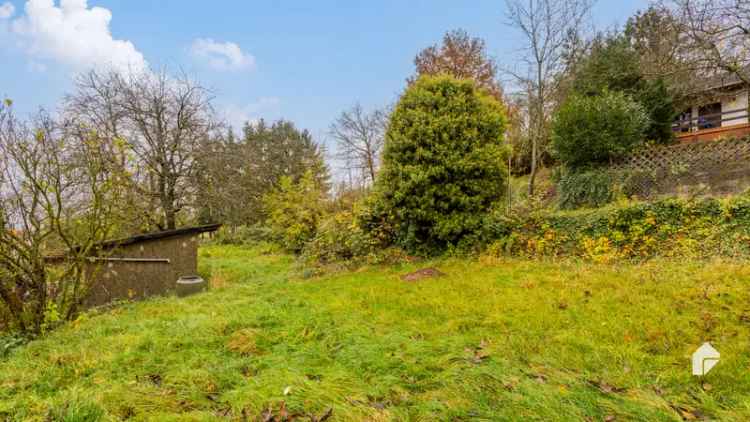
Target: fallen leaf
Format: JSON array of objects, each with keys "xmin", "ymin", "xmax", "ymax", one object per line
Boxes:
[
  {"xmin": 669, "ymin": 403, "xmax": 699, "ymax": 421},
  {"xmin": 680, "ymin": 409, "xmax": 697, "ymax": 420},
  {"xmin": 588, "ymin": 379, "xmax": 626, "ymax": 394}
]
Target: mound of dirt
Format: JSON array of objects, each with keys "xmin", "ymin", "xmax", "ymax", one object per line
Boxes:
[{"xmin": 400, "ymin": 267, "xmax": 445, "ymax": 282}]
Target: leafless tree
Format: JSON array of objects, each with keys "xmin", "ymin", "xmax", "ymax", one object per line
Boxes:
[
  {"xmin": 505, "ymin": 0, "xmax": 594, "ymax": 195},
  {"xmin": 329, "ymin": 103, "xmax": 388, "ymax": 185},
  {"xmin": 668, "ymin": 0, "xmax": 750, "ymax": 84},
  {"xmin": 65, "ymin": 69, "xmax": 218, "ymax": 230},
  {"xmin": 192, "ymin": 129, "xmax": 251, "ymax": 226},
  {"xmin": 0, "ymin": 102, "xmax": 122, "ymax": 333}
]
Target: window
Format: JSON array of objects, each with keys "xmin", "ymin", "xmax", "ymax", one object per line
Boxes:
[
  {"xmin": 698, "ymin": 102, "xmax": 722, "ymax": 129},
  {"xmin": 674, "ymin": 109, "xmax": 692, "ymax": 132}
]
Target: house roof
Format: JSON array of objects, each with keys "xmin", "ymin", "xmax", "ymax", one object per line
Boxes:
[
  {"xmin": 44, "ymin": 223, "xmax": 221, "ymax": 261},
  {"xmin": 697, "ymin": 65, "xmax": 750, "ymax": 92}
]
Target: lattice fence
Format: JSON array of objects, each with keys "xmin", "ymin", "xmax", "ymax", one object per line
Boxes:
[{"xmin": 610, "ymin": 137, "xmax": 750, "ymax": 199}]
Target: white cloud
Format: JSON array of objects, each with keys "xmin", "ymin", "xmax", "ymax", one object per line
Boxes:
[
  {"xmin": 221, "ymin": 97, "xmax": 280, "ymax": 131},
  {"xmin": 7, "ymin": 0, "xmax": 147, "ymax": 73},
  {"xmin": 190, "ymin": 38, "xmax": 255, "ymax": 72},
  {"xmin": 0, "ymin": 2, "xmax": 15, "ymax": 19}
]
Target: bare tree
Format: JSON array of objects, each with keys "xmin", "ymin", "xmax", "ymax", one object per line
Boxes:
[
  {"xmin": 668, "ymin": 0, "xmax": 750, "ymax": 84},
  {"xmin": 329, "ymin": 103, "xmax": 387, "ymax": 185},
  {"xmin": 192, "ymin": 129, "xmax": 252, "ymax": 226},
  {"xmin": 505, "ymin": 0, "xmax": 594, "ymax": 195},
  {"xmin": 65, "ymin": 69, "xmax": 218, "ymax": 230},
  {"xmin": 411, "ymin": 29, "xmax": 504, "ymax": 99},
  {"xmin": 0, "ymin": 103, "xmax": 121, "ymax": 333}
]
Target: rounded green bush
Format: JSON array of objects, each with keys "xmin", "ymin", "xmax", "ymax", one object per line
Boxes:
[
  {"xmin": 367, "ymin": 74, "xmax": 508, "ymax": 253},
  {"xmin": 552, "ymin": 91, "xmax": 648, "ymax": 169}
]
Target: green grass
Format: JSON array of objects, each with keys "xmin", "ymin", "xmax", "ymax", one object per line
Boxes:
[{"xmin": 2, "ymin": 245, "xmax": 750, "ymax": 421}]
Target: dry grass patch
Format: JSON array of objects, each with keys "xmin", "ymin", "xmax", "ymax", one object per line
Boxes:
[{"xmin": 226, "ymin": 328, "xmax": 261, "ymax": 356}]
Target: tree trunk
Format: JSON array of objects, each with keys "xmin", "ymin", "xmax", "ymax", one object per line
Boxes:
[
  {"xmin": 0, "ymin": 285, "xmax": 26, "ymax": 333},
  {"xmin": 528, "ymin": 61, "xmax": 545, "ymax": 197},
  {"xmin": 367, "ymin": 155, "xmax": 376, "ymax": 185},
  {"xmin": 165, "ymin": 209, "xmax": 176, "ymax": 230},
  {"xmin": 528, "ymin": 135, "xmax": 537, "ymax": 196},
  {"xmin": 31, "ymin": 264, "xmax": 47, "ymax": 334},
  {"xmin": 164, "ymin": 179, "xmax": 178, "ymax": 230}
]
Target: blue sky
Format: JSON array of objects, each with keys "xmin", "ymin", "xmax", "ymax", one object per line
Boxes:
[{"xmin": 0, "ymin": 0, "xmax": 649, "ymax": 149}]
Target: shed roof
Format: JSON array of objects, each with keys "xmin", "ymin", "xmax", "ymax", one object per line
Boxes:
[
  {"xmin": 44, "ymin": 223, "xmax": 221, "ymax": 261},
  {"xmin": 96, "ymin": 223, "xmax": 221, "ymax": 249}
]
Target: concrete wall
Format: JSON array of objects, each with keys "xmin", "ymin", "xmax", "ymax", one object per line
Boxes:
[
  {"xmin": 84, "ymin": 233, "xmax": 199, "ymax": 307},
  {"xmin": 722, "ymin": 89, "xmax": 749, "ymax": 126}
]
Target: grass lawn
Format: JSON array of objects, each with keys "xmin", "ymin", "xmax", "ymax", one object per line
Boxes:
[{"xmin": 2, "ymin": 245, "xmax": 750, "ymax": 421}]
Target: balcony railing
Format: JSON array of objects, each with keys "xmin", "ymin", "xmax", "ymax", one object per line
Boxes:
[{"xmin": 672, "ymin": 107, "xmax": 749, "ymax": 133}]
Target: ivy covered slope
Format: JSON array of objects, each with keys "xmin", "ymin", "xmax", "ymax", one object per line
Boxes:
[
  {"xmin": 484, "ymin": 194, "xmax": 750, "ymax": 261},
  {"xmin": 2, "ymin": 245, "xmax": 750, "ymax": 420}
]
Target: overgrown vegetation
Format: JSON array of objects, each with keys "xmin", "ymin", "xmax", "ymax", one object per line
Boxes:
[
  {"xmin": 263, "ymin": 171, "xmax": 327, "ymax": 253},
  {"xmin": 0, "ymin": 104, "xmax": 125, "ymax": 334},
  {"xmin": 483, "ymin": 194, "xmax": 750, "ymax": 262},
  {"xmin": 2, "ymin": 245, "xmax": 749, "ymax": 420},
  {"xmin": 4, "ymin": 12, "xmax": 750, "ymax": 422},
  {"xmin": 556, "ymin": 169, "xmax": 616, "ymax": 209}
]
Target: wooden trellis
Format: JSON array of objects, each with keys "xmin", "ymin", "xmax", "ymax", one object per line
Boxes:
[{"xmin": 610, "ymin": 137, "xmax": 750, "ymax": 198}]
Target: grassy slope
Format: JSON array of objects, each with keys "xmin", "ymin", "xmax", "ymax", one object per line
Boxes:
[{"xmin": 1, "ymin": 245, "xmax": 750, "ymax": 421}]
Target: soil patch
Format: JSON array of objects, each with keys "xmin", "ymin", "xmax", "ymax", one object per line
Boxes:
[{"xmin": 401, "ymin": 267, "xmax": 445, "ymax": 282}]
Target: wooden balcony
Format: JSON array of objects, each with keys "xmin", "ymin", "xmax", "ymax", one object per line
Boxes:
[
  {"xmin": 676, "ymin": 122, "xmax": 750, "ymax": 142},
  {"xmin": 674, "ymin": 107, "xmax": 750, "ymax": 142}
]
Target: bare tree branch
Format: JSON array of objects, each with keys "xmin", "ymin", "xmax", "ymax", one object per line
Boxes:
[
  {"xmin": 504, "ymin": 0, "xmax": 594, "ymax": 195},
  {"xmin": 329, "ymin": 103, "xmax": 388, "ymax": 185}
]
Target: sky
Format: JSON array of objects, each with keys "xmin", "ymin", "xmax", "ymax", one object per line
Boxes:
[{"xmin": 0, "ymin": 0, "xmax": 650, "ymax": 152}]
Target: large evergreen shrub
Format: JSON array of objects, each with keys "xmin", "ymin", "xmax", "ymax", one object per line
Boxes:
[
  {"xmin": 552, "ymin": 91, "xmax": 648, "ymax": 169},
  {"xmin": 364, "ymin": 75, "xmax": 508, "ymax": 253},
  {"xmin": 571, "ymin": 34, "xmax": 676, "ymax": 144}
]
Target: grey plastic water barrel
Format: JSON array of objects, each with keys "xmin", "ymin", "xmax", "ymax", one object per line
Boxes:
[{"xmin": 176, "ymin": 275, "xmax": 206, "ymax": 297}]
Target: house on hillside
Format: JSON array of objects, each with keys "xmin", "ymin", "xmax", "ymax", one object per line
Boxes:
[
  {"xmin": 673, "ymin": 69, "xmax": 750, "ymax": 142},
  {"xmin": 46, "ymin": 223, "xmax": 220, "ymax": 307}
]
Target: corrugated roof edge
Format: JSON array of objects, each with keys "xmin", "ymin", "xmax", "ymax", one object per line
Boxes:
[
  {"xmin": 95, "ymin": 223, "xmax": 222, "ymax": 249},
  {"xmin": 44, "ymin": 223, "xmax": 222, "ymax": 261}
]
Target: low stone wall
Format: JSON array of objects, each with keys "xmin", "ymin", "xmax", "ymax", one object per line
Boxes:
[{"xmin": 611, "ymin": 137, "xmax": 750, "ymax": 198}]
